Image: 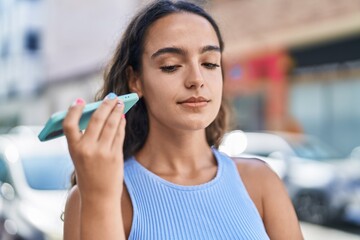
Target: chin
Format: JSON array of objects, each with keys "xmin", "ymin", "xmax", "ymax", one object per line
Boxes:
[{"xmin": 182, "ymin": 117, "xmax": 214, "ymax": 131}]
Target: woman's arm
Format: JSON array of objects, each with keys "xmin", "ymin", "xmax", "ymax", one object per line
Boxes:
[
  {"xmin": 235, "ymin": 158, "xmax": 304, "ymax": 239},
  {"xmin": 62, "ymin": 94, "xmax": 127, "ymax": 240},
  {"xmin": 63, "ymin": 186, "xmax": 80, "ymax": 240},
  {"xmin": 63, "ymin": 185, "xmax": 125, "ymax": 240},
  {"xmin": 260, "ymin": 163, "xmax": 303, "ymax": 239}
]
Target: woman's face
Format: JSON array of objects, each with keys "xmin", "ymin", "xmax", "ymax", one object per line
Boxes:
[{"xmin": 137, "ymin": 12, "xmax": 223, "ymax": 132}]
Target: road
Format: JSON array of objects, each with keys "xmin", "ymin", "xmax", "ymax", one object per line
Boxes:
[{"xmin": 301, "ymin": 222, "xmax": 360, "ymax": 240}]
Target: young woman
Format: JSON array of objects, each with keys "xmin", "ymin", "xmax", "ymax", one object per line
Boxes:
[{"xmin": 62, "ymin": 1, "xmax": 303, "ymax": 239}]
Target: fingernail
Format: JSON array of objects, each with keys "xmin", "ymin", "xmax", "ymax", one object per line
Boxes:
[
  {"xmin": 117, "ymin": 99, "xmax": 124, "ymax": 105},
  {"xmin": 72, "ymin": 98, "xmax": 85, "ymax": 106},
  {"xmin": 105, "ymin": 92, "xmax": 117, "ymax": 100}
]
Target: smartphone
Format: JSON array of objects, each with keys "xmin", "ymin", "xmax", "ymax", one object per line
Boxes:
[{"xmin": 38, "ymin": 93, "xmax": 139, "ymax": 141}]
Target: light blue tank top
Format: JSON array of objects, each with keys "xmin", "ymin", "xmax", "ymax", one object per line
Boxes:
[{"xmin": 124, "ymin": 148, "xmax": 270, "ymax": 240}]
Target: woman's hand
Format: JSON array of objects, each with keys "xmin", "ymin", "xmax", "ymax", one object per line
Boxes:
[
  {"xmin": 63, "ymin": 93, "xmax": 126, "ymax": 200},
  {"xmin": 63, "ymin": 93, "xmax": 127, "ymax": 240}
]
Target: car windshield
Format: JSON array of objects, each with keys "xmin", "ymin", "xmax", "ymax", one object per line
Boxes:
[
  {"xmin": 21, "ymin": 154, "xmax": 74, "ymax": 190},
  {"xmin": 287, "ymin": 137, "xmax": 344, "ymax": 160}
]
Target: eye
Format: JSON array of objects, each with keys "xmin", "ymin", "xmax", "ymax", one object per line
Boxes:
[
  {"xmin": 160, "ymin": 65, "xmax": 181, "ymax": 73},
  {"xmin": 202, "ymin": 63, "xmax": 220, "ymax": 70}
]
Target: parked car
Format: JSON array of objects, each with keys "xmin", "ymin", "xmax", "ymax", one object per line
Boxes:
[
  {"xmin": 219, "ymin": 130, "xmax": 360, "ymax": 225},
  {"xmin": 0, "ymin": 126, "xmax": 74, "ymax": 240}
]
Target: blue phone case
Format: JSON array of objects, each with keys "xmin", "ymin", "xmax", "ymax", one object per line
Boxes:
[{"xmin": 38, "ymin": 93, "xmax": 139, "ymax": 141}]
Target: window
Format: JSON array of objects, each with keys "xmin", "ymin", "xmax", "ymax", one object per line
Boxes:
[{"xmin": 24, "ymin": 30, "xmax": 41, "ymax": 52}]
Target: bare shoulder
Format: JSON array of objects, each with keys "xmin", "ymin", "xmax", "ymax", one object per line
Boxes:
[
  {"xmin": 63, "ymin": 185, "xmax": 81, "ymax": 240},
  {"xmin": 231, "ymin": 157, "xmax": 280, "ymax": 217},
  {"xmin": 232, "ymin": 156, "xmax": 282, "ymax": 197},
  {"xmin": 231, "ymin": 157, "xmax": 303, "ymax": 239},
  {"xmin": 63, "ymin": 184, "xmax": 133, "ymax": 239},
  {"xmin": 232, "ymin": 156, "xmax": 277, "ymax": 179},
  {"xmin": 65, "ymin": 184, "xmax": 81, "ymax": 204},
  {"xmin": 64, "ymin": 185, "xmax": 81, "ymax": 216}
]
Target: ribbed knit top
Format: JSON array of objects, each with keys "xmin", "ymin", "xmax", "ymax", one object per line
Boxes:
[{"xmin": 124, "ymin": 148, "xmax": 270, "ymax": 240}]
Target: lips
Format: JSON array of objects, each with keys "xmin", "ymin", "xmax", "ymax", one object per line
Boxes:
[
  {"xmin": 177, "ymin": 96, "xmax": 210, "ymax": 108},
  {"xmin": 178, "ymin": 96, "xmax": 210, "ymax": 104}
]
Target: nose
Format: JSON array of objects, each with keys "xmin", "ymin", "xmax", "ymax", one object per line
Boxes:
[{"xmin": 184, "ymin": 63, "xmax": 204, "ymax": 89}]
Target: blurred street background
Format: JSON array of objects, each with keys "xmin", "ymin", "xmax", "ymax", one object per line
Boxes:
[{"xmin": 1, "ymin": 0, "xmax": 360, "ymax": 239}]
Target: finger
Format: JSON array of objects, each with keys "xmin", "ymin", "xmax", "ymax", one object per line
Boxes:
[
  {"xmin": 98, "ymin": 100, "xmax": 125, "ymax": 148},
  {"xmin": 83, "ymin": 92, "xmax": 118, "ymax": 140},
  {"xmin": 111, "ymin": 113, "xmax": 126, "ymax": 153},
  {"xmin": 63, "ymin": 98, "xmax": 86, "ymax": 145}
]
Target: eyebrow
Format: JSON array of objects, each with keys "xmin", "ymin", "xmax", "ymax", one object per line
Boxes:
[
  {"xmin": 151, "ymin": 47, "xmax": 185, "ymax": 59},
  {"xmin": 201, "ymin": 45, "xmax": 221, "ymax": 54},
  {"xmin": 151, "ymin": 45, "xmax": 221, "ymax": 59}
]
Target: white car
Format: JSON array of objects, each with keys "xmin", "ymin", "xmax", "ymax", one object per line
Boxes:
[
  {"xmin": 220, "ymin": 130, "xmax": 360, "ymax": 225},
  {"xmin": 0, "ymin": 126, "xmax": 73, "ymax": 240}
]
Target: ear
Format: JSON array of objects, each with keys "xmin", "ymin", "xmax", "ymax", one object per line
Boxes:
[{"xmin": 127, "ymin": 66, "xmax": 143, "ymax": 97}]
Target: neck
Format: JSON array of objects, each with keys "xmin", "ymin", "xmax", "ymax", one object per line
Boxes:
[{"xmin": 135, "ymin": 126, "xmax": 214, "ymax": 174}]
